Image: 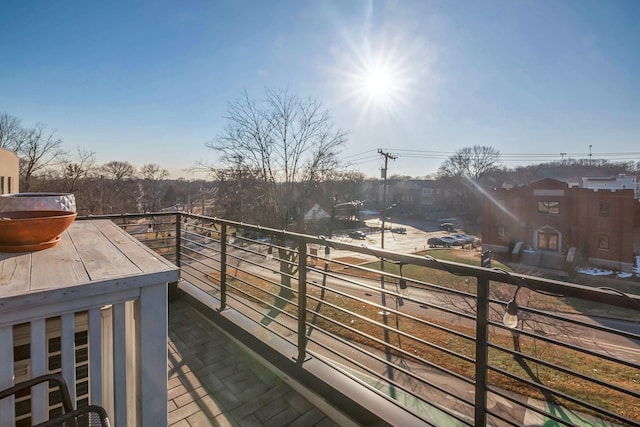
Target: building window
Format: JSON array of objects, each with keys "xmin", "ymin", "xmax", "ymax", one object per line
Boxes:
[
  {"xmin": 599, "ymin": 203, "xmax": 609, "ymax": 217},
  {"xmin": 0, "ymin": 176, "xmax": 4, "ymax": 194},
  {"xmin": 538, "ymin": 231, "xmax": 559, "ymax": 251},
  {"xmin": 598, "ymin": 235, "xmax": 610, "ymax": 250},
  {"xmin": 497, "ymin": 225, "xmax": 505, "ymax": 237},
  {"xmin": 537, "ymin": 201, "xmax": 560, "ymax": 214}
]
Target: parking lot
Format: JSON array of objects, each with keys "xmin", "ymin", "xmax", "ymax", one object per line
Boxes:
[{"xmin": 328, "ymin": 219, "xmax": 481, "ymax": 261}]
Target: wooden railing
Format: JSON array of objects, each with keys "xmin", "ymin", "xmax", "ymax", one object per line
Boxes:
[{"xmin": 0, "ymin": 219, "xmax": 178, "ymax": 426}]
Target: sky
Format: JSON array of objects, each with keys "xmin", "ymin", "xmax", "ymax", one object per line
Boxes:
[{"xmin": 1, "ymin": 0, "xmax": 639, "ymax": 179}]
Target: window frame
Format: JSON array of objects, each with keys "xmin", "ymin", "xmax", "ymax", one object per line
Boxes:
[
  {"xmin": 598, "ymin": 234, "xmax": 610, "ymax": 250},
  {"xmin": 537, "ymin": 200, "xmax": 560, "ymax": 215},
  {"xmin": 538, "ymin": 230, "xmax": 559, "ymax": 251}
]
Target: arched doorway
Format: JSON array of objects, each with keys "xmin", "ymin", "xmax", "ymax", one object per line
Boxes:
[{"xmin": 534, "ymin": 226, "xmax": 561, "ymax": 252}]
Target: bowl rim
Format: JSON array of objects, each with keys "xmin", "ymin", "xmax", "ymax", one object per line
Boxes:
[
  {"xmin": 0, "ymin": 192, "xmax": 75, "ymax": 198},
  {"xmin": 0, "ymin": 210, "xmax": 78, "ymax": 220}
]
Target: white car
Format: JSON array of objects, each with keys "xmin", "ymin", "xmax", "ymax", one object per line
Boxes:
[
  {"xmin": 439, "ymin": 236, "xmax": 459, "ymax": 246},
  {"xmin": 451, "ymin": 233, "xmax": 476, "ymax": 244}
]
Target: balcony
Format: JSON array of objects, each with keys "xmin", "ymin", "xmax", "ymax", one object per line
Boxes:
[{"xmin": 2, "ymin": 212, "xmax": 640, "ymax": 426}]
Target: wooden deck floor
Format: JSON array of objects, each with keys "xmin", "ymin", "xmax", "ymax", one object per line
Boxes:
[{"xmin": 167, "ymin": 297, "xmax": 346, "ymax": 426}]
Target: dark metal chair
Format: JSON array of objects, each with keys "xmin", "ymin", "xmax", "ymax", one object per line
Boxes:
[
  {"xmin": 0, "ymin": 373, "xmax": 110, "ymax": 427},
  {"xmin": 35, "ymin": 404, "xmax": 110, "ymax": 427}
]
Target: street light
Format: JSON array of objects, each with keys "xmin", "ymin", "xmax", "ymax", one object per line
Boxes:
[
  {"xmin": 502, "ymin": 298, "xmax": 519, "ymax": 328},
  {"xmin": 503, "ymin": 287, "xmax": 521, "ymax": 328}
]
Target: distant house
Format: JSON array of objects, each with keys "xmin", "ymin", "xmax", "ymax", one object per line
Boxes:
[
  {"xmin": 580, "ymin": 175, "xmax": 639, "ymax": 198},
  {"xmin": 482, "ymin": 177, "xmax": 640, "ymax": 272},
  {"xmin": 0, "ymin": 148, "xmax": 19, "ymax": 194},
  {"xmin": 304, "ymin": 203, "xmax": 331, "ymax": 221},
  {"xmin": 301, "ymin": 202, "xmax": 331, "ymax": 235}
]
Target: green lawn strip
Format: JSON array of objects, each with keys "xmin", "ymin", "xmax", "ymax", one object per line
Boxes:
[{"xmin": 358, "ymin": 250, "xmax": 639, "ymax": 321}]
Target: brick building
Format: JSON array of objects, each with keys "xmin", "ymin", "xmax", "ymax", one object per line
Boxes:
[{"xmin": 482, "ymin": 177, "xmax": 640, "ymax": 272}]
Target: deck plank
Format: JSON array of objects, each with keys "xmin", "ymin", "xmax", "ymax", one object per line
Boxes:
[
  {"xmin": 67, "ymin": 220, "xmax": 141, "ymax": 281},
  {"xmin": 30, "ymin": 229, "xmax": 89, "ymax": 290}
]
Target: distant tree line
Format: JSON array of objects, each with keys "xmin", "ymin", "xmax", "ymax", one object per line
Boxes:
[{"xmin": 3, "ymin": 99, "xmax": 639, "ymax": 229}]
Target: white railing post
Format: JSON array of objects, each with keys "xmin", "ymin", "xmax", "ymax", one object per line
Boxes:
[
  {"xmin": 0, "ymin": 326, "xmax": 14, "ymax": 423},
  {"xmin": 112, "ymin": 302, "xmax": 128, "ymax": 427},
  {"xmin": 137, "ymin": 283, "xmax": 168, "ymax": 427},
  {"xmin": 30, "ymin": 319, "xmax": 47, "ymax": 424},
  {"xmin": 61, "ymin": 313, "xmax": 77, "ymax": 404},
  {"xmin": 89, "ymin": 307, "xmax": 103, "ymax": 407}
]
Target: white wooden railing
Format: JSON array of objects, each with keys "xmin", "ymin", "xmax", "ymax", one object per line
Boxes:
[{"xmin": 0, "ymin": 220, "xmax": 178, "ymax": 427}]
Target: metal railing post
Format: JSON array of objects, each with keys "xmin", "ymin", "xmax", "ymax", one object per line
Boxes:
[
  {"xmin": 220, "ymin": 223, "xmax": 227, "ymax": 310},
  {"xmin": 475, "ymin": 276, "xmax": 489, "ymax": 426},
  {"xmin": 297, "ymin": 240, "xmax": 307, "ymax": 362},
  {"xmin": 175, "ymin": 213, "xmax": 181, "ymax": 268}
]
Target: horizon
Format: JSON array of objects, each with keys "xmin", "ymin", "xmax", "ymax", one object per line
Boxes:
[{"xmin": 2, "ymin": 0, "xmax": 639, "ymax": 180}]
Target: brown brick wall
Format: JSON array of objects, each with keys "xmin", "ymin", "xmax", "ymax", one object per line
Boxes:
[{"xmin": 483, "ymin": 179, "xmax": 638, "ymax": 267}]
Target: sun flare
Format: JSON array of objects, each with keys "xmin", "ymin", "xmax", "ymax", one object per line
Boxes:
[
  {"xmin": 332, "ymin": 40, "xmax": 419, "ymax": 123},
  {"xmin": 329, "ymin": 17, "xmax": 433, "ymax": 125},
  {"xmin": 360, "ymin": 65, "xmax": 396, "ymax": 102}
]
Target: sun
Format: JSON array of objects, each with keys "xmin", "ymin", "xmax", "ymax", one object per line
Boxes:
[
  {"xmin": 328, "ymin": 18, "xmax": 433, "ymax": 125},
  {"xmin": 331, "ymin": 39, "xmax": 417, "ymax": 124},
  {"xmin": 339, "ymin": 53, "xmax": 408, "ymax": 123},
  {"xmin": 360, "ymin": 65, "xmax": 397, "ymax": 103}
]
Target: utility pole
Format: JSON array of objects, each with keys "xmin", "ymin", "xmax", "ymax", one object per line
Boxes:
[
  {"xmin": 378, "ymin": 148, "xmax": 397, "ymax": 399},
  {"xmin": 589, "ymin": 145, "xmax": 593, "ymax": 165},
  {"xmin": 202, "ymin": 180, "xmax": 206, "ymax": 215},
  {"xmin": 560, "ymin": 152, "xmax": 567, "ymax": 164},
  {"xmin": 378, "ymin": 149, "xmax": 397, "ymax": 251}
]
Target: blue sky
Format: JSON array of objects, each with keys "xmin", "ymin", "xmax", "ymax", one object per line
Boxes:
[{"xmin": 1, "ymin": 0, "xmax": 639, "ymax": 179}]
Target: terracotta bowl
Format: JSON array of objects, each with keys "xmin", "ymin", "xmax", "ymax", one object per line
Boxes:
[
  {"xmin": 0, "ymin": 193, "xmax": 76, "ymax": 212},
  {"xmin": 0, "ymin": 210, "xmax": 77, "ymax": 251}
]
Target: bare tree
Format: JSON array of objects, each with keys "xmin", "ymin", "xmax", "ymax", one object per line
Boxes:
[
  {"xmin": 0, "ymin": 113, "xmax": 26, "ymax": 152},
  {"xmin": 141, "ymin": 163, "xmax": 169, "ymax": 211},
  {"xmin": 206, "ymin": 88, "xmax": 348, "ymax": 301},
  {"xmin": 18, "ymin": 123, "xmax": 67, "ymax": 191},
  {"xmin": 101, "ymin": 161, "xmax": 136, "ymax": 181},
  {"xmin": 206, "ymin": 88, "xmax": 347, "ymax": 230},
  {"xmin": 438, "ymin": 145, "xmax": 502, "ymax": 217},
  {"xmin": 207, "ymin": 162, "xmax": 259, "ymax": 221},
  {"xmin": 100, "ymin": 161, "xmax": 138, "ymax": 213},
  {"xmin": 60, "ymin": 148, "xmax": 97, "ymax": 193},
  {"xmin": 438, "ymin": 145, "xmax": 502, "ymax": 181}
]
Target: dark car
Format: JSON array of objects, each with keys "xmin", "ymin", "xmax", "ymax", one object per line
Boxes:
[
  {"xmin": 391, "ymin": 227, "xmax": 407, "ymax": 234},
  {"xmin": 428, "ymin": 237, "xmax": 451, "ymax": 248},
  {"xmin": 348, "ymin": 230, "xmax": 366, "ymax": 239},
  {"xmin": 439, "ymin": 222, "xmax": 454, "ymax": 232}
]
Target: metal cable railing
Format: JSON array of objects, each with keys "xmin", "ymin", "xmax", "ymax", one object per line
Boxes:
[{"xmin": 80, "ymin": 212, "xmax": 640, "ymax": 427}]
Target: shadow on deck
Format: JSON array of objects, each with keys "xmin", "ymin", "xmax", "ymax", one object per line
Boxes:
[{"xmin": 168, "ymin": 297, "xmax": 352, "ymax": 427}]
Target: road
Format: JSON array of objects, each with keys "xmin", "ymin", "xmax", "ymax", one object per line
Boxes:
[
  {"xmin": 178, "ymin": 217, "xmax": 640, "ymax": 363},
  {"xmin": 177, "ymin": 218, "xmax": 640, "ymax": 425}
]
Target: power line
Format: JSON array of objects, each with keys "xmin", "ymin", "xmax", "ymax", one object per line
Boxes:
[{"xmin": 379, "ymin": 148, "xmax": 640, "ymax": 163}]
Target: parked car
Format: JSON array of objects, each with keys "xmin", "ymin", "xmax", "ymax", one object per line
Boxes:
[
  {"xmin": 439, "ymin": 236, "xmax": 459, "ymax": 246},
  {"xmin": 451, "ymin": 233, "xmax": 476, "ymax": 244},
  {"xmin": 348, "ymin": 230, "xmax": 366, "ymax": 240},
  {"xmin": 447, "ymin": 234, "xmax": 467, "ymax": 245},
  {"xmin": 391, "ymin": 227, "xmax": 407, "ymax": 234},
  {"xmin": 428, "ymin": 237, "xmax": 455, "ymax": 248},
  {"xmin": 439, "ymin": 222, "xmax": 454, "ymax": 232}
]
